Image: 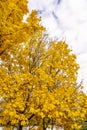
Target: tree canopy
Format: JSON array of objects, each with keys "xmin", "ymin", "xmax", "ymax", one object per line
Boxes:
[{"xmin": 0, "ymin": 1, "xmax": 87, "ymax": 130}]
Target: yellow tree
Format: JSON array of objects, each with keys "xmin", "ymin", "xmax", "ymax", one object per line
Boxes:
[
  {"xmin": 1, "ymin": 39, "xmax": 87, "ymax": 130},
  {"xmin": 0, "ymin": 1, "xmax": 87, "ymax": 130},
  {"xmin": 0, "ymin": 0, "xmax": 26, "ymax": 56},
  {"xmin": 0, "ymin": 0, "xmax": 44, "ymax": 58}
]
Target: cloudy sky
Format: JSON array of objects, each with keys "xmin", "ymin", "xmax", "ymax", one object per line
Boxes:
[{"xmin": 28, "ymin": 0, "xmax": 87, "ymax": 93}]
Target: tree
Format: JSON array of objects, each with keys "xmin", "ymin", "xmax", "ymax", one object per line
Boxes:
[
  {"xmin": 0, "ymin": 0, "xmax": 26, "ymax": 56},
  {"xmin": 81, "ymin": 120, "xmax": 87, "ymax": 130},
  {"xmin": 0, "ymin": 0, "xmax": 44, "ymax": 57},
  {"xmin": 0, "ymin": 1, "xmax": 87, "ymax": 130},
  {"xmin": 1, "ymin": 40, "xmax": 87, "ymax": 130}
]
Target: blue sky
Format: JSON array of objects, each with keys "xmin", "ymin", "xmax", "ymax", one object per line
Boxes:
[{"xmin": 28, "ymin": 0, "xmax": 87, "ymax": 93}]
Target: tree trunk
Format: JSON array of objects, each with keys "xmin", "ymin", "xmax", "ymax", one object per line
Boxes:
[
  {"xmin": 43, "ymin": 118, "xmax": 46, "ymax": 130},
  {"xmin": 51, "ymin": 119, "xmax": 54, "ymax": 130},
  {"xmin": 17, "ymin": 123, "xmax": 23, "ymax": 130}
]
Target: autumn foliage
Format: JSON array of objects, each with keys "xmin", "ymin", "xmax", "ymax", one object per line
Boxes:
[{"xmin": 0, "ymin": 0, "xmax": 87, "ymax": 130}]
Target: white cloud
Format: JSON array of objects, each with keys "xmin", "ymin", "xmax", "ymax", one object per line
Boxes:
[{"xmin": 29, "ymin": 0, "xmax": 87, "ymax": 93}]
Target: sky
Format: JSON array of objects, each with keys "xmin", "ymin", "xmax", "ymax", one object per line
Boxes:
[{"xmin": 28, "ymin": 0, "xmax": 87, "ymax": 93}]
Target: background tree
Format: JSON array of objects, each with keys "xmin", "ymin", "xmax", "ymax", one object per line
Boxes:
[{"xmin": 81, "ymin": 120, "xmax": 87, "ymax": 130}]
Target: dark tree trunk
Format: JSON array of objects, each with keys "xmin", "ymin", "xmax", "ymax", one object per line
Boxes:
[
  {"xmin": 51, "ymin": 119, "xmax": 54, "ymax": 130},
  {"xmin": 43, "ymin": 118, "xmax": 46, "ymax": 130},
  {"xmin": 18, "ymin": 123, "xmax": 23, "ymax": 130}
]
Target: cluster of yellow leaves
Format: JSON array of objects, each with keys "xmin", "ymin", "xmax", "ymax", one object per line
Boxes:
[{"xmin": 0, "ymin": 0, "xmax": 87, "ymax": 130}]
